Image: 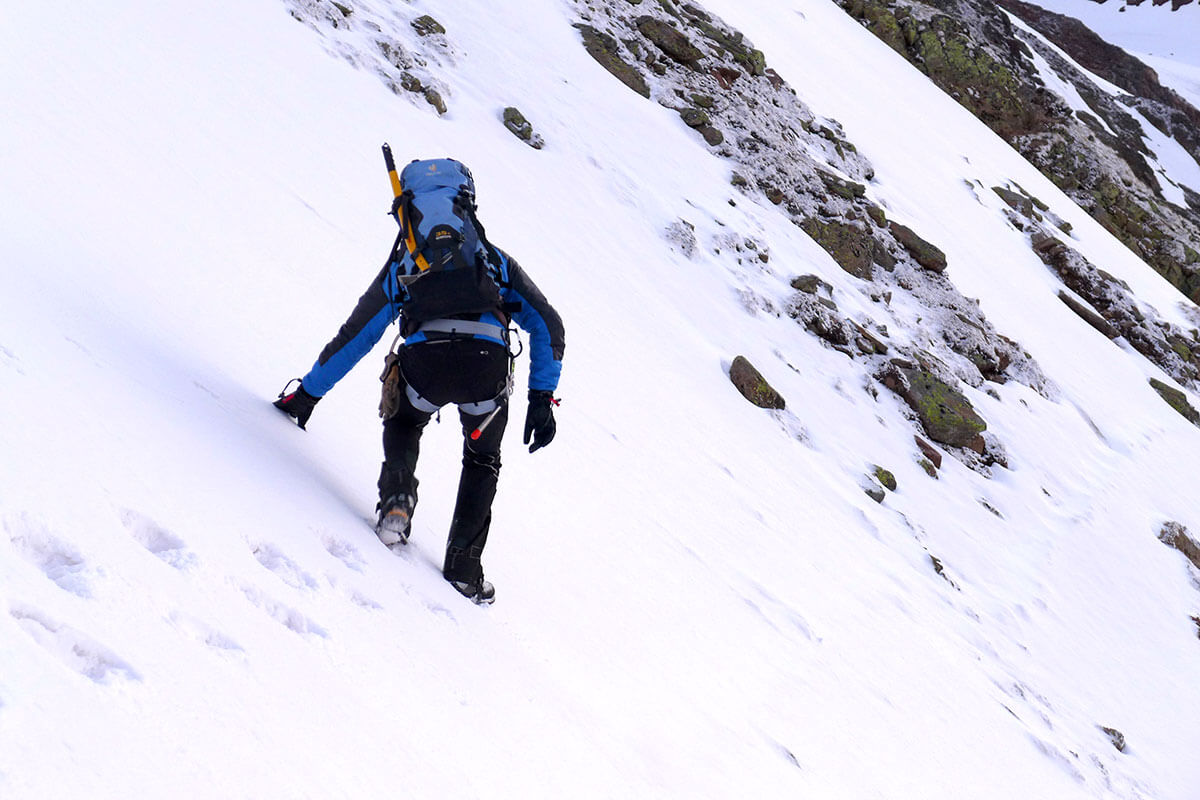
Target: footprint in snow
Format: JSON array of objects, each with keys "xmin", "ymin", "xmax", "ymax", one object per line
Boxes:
[
  {"xmin": 741, "ymin": 583, "xmax": 819, "ymax": 643},
  {"xmin": 0, "ymin": 344, "xmax": 25, "ymax": 375},
  {"xmin": 349, "ymin": 591, "xmax": 384, "ymax": 611},
  {"xmin": 423, "ymin": 598, "xmax": 456, "ymax": 621},
  {"xmin": 9, "ymin": 605, "xmax": 141, "ymax": 684},
  {"xmin": 4, "ymin": 512, "xmax": 94, "ymax": 598},
  {"xmin": 250, "ymin": 541, "xmax": 320, "ymax": 591},
  {"xmin": 167, "ymin": 610, "xmax": 245, "ymax": 655},
  {"xmin": 234, "ymin": 580, "xmax": 329, "ymax": 639},
  {"xmin": 322, "ymin": 535, "xmax": 366, "ymax": 573},
  {"xmin": 120, "ymin": 508, "xmax": 197, "ymax": 571}
]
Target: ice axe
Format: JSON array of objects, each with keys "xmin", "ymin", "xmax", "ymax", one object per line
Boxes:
[{"xmin": 382, "ymin": 142, "xmax": 402, "ymax": 201}]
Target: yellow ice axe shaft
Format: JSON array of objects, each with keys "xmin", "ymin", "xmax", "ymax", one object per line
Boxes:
[
  {"xmin": 382, "ymin": 142, "xmax": 402, "ymax": 199},
  {"xmin": 382, "ymin": 142, "xmax": 432, "ymax": 272}
]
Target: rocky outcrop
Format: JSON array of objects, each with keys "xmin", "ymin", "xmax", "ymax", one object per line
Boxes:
[
  {"xmin": 1000, "ymin": 0, "xmax": 1200, "ymax": 172},
  {"xmin": 569, "ymin": 1, "xmax": 1050, "ymax": 423},
  {"xmin": 636, "ymin": 16, "xmax": 705, "ymax": 65},
  {"xmin": 1057, "ymin": 290, "xmax": 1119, "ymax": 339},
  {"xmin": 1149, "ymin": 378, "xmax": 1200, "ymax": 425},
  {"xmin": 283, "ymin": 0, "xmax": 456, "ymax": 115},
  {"xmin": 1159, "ymin": 521, "xmax": 1200, "ymax": 571},
  {"xmin": 837, "ymin": 0, "xmax": 1200, "ymax": 304},
  {"xmin": 1101, "ymin": 726, "xmax": 1127, "ymax": 753},
  {"xmin": 571, "ymin": 1, "xmax": 1059, "ymax": 474},
  {"xmin": 888, "ymin": 222, "xmax": 947, "ymax": 272},
  {"xmin": 1021, "ymin": 207, "xmax": 1200, "ymax": 389},
  {"xmin": 880, "ymin": 362, "xmax": 988, "ymax": 450},
  {"xmin": 801, "ymin": 219, "xmax": 879, "ymax": 280},
  {"xmin": 576, "ymin": 24, "xmax": 651, "ymax": 97}
]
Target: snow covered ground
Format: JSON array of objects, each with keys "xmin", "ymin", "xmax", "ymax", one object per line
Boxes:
[{"xmin": 2, "ymin": 1, "xmax": 1199, "ymax": 798}]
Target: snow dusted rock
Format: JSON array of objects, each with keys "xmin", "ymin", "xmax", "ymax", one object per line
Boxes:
[
  {"xmin": 411, "ymin": 15, "xmax": 445, "ymax": 37},
  {"xmin": 787, "ymin": 290, "xmax": 855, "ymax": 352},
  {"xmin": 888, "ymin": 221, "xmax": 947, "ymax": 273},
  {"xmin": 664, "ymin": 218, "xmax": 698, "ymax": 258},
  {"xmin": 283, "ymin": 0, "xmax": 455, "ymax": 115},
  {"xmin": 879, "ymin": 362, "xmax": 988, "ymax": 450},
  {"xmin": 790, "ymin": 274, "xmax": 834, "ymax": 296},
  {"xmin": 840, "ymin": 0, "xmax": 1200, "ymax": 303},
  {"xmin": 567, "ymin": 1, "xmax": 1051, "ymax": 418},
  {"xmin": 1159, "ymin": 521, "xmax": 1200, "ymax": 571},
  {"xmin": 801, "ymin": 219, "xmax": 879, "ymax": 280},
  {"xmin": 1101, "ymin": 726, "xmax": 1128, "ymax": 753},
  {"xmin": 636, "ymin": 16, "xmax": 705, "ymax": 65},
  {"xmin": 914, "ymin": 435, "xmax": 943, "ymax": 471},
  {"xmin": 502, "ymin": 107, "xmax": 545, "ymax": 149},
  {"xmin": 1027, "ymin": 220, "xmax": 1200, "ymax": 389}
]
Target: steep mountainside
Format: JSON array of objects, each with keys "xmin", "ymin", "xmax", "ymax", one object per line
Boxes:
[
  {"xmin": 838, "ymin": 0, "xmax": 1200, "ymax": 307},
  {"xmin": 3, "ymin": 1, "xmax": 1200, "ymax": 797}
]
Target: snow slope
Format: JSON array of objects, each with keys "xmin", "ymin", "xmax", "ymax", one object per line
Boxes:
[
  {"xmin": 1027, "ymin": 0, "xmax": 1200, "ymax": 107},
  {"xmin": 2, "ymin": 1, "xmax": 1199, "ymax": 798}
]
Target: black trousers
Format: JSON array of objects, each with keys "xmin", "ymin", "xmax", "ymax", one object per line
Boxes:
[{"xmin": 380, "ymin": 338, "xmax": 510, "ymax": 582}]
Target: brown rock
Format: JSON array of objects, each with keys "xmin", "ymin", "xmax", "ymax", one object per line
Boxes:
[
  {"xmin": 729, "ymin": 356, "xmax": 786, "ymax": 409},
  {"xmin": 1058, "ymin": 291, "xmax": 1119, "ymax": 339},
  {"xmin": 636, "ymin": 17, "xmax": 704, "ymax": 65},
  {"xmin": 889, "ymin": 221, "xmax": 947, "ymax": 272}
]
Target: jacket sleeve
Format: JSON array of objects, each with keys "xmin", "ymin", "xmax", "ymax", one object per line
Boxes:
[
  {"xmin": 300, "ymin": 261, "xmax": 399, "ymax": 397},
  {"xmin": 503, "ymin": 254, "xmax": 565, "ymax": 393}
]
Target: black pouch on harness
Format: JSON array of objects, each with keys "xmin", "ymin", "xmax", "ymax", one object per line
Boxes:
[{"xmin": 400, "ymin": 261, "xmax": 504, "ymax": 337}]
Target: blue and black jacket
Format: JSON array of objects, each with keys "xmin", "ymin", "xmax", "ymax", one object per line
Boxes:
[{"xmin": 301, "ymin": 247, "xmax": 564, "ymax": 398}]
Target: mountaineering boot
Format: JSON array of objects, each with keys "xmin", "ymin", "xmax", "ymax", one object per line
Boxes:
[
  {"xmin": 449, "ymin": 575, "xmax": 495, "ymax": 605},
  {"xmin": 444, "ymin": 544, "xmax": 494, "ymax": 604},
  {"xmin": 376, "ymin": 462, "xmax": 418, "ymax": 548},
  {"xmin": 375, "ymin": 493, "xmax": 415, "ymax": 547}
]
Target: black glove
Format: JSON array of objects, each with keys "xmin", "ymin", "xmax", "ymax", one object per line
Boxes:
[
  {"xmin": 274, "ymin": 380, "xmax": 320, "ymax": 430},
  {"xmin": 523, "ymin": 390, "xmax": 558, "ymax": 453}
]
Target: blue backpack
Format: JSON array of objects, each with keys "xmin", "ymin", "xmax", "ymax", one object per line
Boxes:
[{"xmin": 388, "ymin": 156, "xmax": 506, "ymax": 336}]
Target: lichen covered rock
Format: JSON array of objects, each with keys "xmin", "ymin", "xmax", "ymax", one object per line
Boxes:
[
  {"xmin": 802, "ymin": 219, "xmax": 879, "ymax": 280},
  {"xmin": 729, "ymin": 356, "xmax": 786, "ymax": 409},
  {"xmin": 575, "ymin": 24, "xmax": 651, "ymax": 97},
  {"xmin": 881, "ymin": 363, "xmax": 987, "ymax": 448},
  {"xmin": 1149, "ymin": 378, "xmax": 1200, "ymax": 425},
  {"xmin": 636, "ymin": 16, "xmax": 705, "ymax": 65},
  {"xmin": 502, "ymin": 107, "xmax": 545, "ymax": 149}
]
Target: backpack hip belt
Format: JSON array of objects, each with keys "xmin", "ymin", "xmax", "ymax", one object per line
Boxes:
[{"xmin": 416, "ymin": 318, "xmax": 508, "ymax": 339}]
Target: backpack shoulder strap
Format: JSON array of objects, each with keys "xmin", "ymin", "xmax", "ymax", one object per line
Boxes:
[{"xmin": 459, "ymin": 193, "xmax": 506, "ymax": 284}]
